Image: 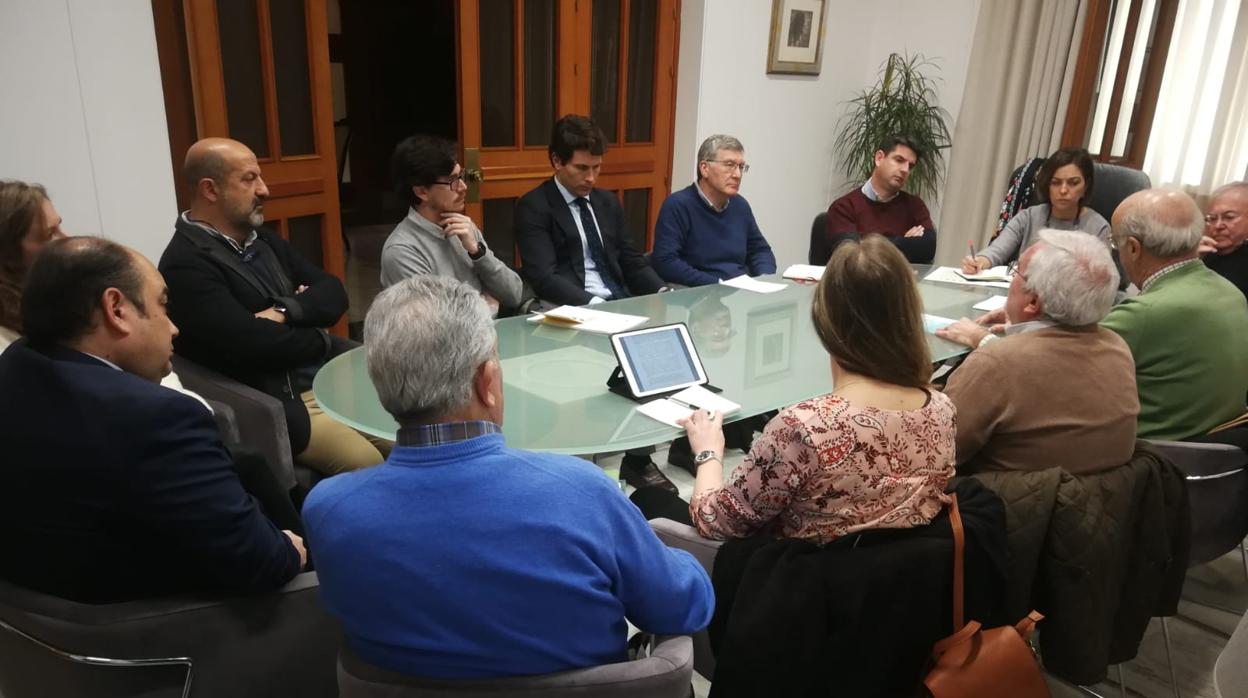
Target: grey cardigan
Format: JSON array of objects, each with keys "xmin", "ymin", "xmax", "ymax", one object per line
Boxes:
[
  {"xmin": 980, "ymin": 204, "xmax": 1111, "ymax": 266},
  {"xmin": 380, "ymin": 209, "xmax": 524, "ymax": 311}
]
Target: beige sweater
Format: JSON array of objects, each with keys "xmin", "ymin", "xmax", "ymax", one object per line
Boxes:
[{"xmin": 946, "ymin": 325, "xmax": 1139, "ymax": 474}]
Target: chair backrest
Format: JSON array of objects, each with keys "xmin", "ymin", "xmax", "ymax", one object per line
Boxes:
[
  {"xmin": 0, "ymin": 572, "xmax": 339, "ymax": 698},
  {"xmin": 1088, "ymin": 162, "xmax": 1152, "ymax": 223},
  {"xmin": 809, "ymin": 211, "xmax": 831, "ymax": 266},
  {"xmin": 336, "ymin": 635, "xmax": 694, "ymax": 698},
  {"xmin": 1215, "ymin": 608, "xmax": 1248, "ymax": 698},
  {"xmin": 0, "ymin": 616, "xmax": 192, "ymax": 698},
  {"xmin": 1146, "ymin": 439, "xmax": 1248, "ymax": 566}
]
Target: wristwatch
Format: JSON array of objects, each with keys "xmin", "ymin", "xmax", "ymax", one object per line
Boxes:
[{"xmin": 693, "ymin": 449, "xmax": 721, "ymax": 467}]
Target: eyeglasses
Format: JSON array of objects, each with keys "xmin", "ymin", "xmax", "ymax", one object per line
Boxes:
[
  {"xmin": 706, "ymin": 160, "xmax": 750, "ymax": 174},
  {"xmin": 1205, "ymin": 211, "xmax": 1242, "ymax": 225},
  {"xmin": 432, "ymin": 172, "xmax": 468, "ymax": 188}
]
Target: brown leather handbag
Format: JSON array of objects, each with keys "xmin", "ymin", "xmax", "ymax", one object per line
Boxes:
[{"xmin": 923, "ymin": 494, "xmax": 1051, "ymax": 698}]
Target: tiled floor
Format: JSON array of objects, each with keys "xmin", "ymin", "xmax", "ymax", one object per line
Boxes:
[{"xmin": 604, "ymin": 445, "xmax": 1246, "ymax": 698}]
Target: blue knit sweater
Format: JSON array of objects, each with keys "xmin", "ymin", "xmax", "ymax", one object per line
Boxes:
[
  {"xmin": 652, "ymin": 183, "xmax": 777, "ymax": 286},
  {"xmin": 303, "ymin": 432, "xmax": 714, "ymax": 679}
]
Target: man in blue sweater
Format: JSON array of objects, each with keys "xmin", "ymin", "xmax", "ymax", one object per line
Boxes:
[
  {"xmin": 652, "ymin": 134, "xmax": 777, "ymax": 286},
  {"xmin": 302, "ymin": 275, "xmax": 714, "ymax": 680}
]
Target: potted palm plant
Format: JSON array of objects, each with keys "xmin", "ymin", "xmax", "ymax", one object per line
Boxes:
[{"xmin": 834, "ymin": 53, "xmax": 953, "ymax": 203}]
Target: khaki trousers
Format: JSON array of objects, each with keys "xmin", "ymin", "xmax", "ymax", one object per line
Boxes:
[{"xmin": 297, "ymin": 390, "xmax": 392, "ymax": 475}]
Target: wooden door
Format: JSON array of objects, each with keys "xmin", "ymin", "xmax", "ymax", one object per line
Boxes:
[
  {"xmin": 455, "ymin": 0, "xmax": 680, "ymax": 267},
  {"xmin": 167, "ymin": 0, "xmax": 345, "ymax": 296}
]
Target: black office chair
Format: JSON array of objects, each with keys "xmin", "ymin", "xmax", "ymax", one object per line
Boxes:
[
  {"xmin": 1088, "ymin": 162, "xmax": 1152, "ymax": 223},
  {"xmin": 809, "ymin": 211, "xmax": 831, "ymax": 266}
]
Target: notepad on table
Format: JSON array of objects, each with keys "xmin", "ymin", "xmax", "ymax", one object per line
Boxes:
[
  {"xmin": 972, "ymin": 295, "xmax": 1008, "ymax": 312},
  {"xmin": 923, "ymin": 267, "xmax": 1012, "ymax": 289},
  {"xmin": 922, "ymin": 313, "xmax": 957, "ymax": 334},
  {"xmin": 527, "ymin": 306, "xmax": 648, "ymax": 335},
  {"xmin": 782, "ymin": 264, "xmax": 824, "ymax": 281},
  {"xmin": 719, "ymin": 275, "xmax": 787, "ymax": 293},
  {"xmin": 636, "ymin": 384, "xmax": 742, "ymax": 427},
  {"xmin": 954, "ymin": 266, "xmax": 1013, "ymax": 282}
]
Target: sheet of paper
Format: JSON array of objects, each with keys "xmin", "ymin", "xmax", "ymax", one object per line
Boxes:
[
  {"xmin": 668, "ymin": 384, "xmax": 741, "ymax": 416},
  {"xmin": 636, "ymin": 399, "xmax": 695, "ymax": 428},
  {"xmin": 782, "ymin": 264, "xmax": 824, "ymax": 281},
  {"xmin": 923, "ymin": 266, "xmax": 1012, "ymax": 289},
  {"xmin": 526, "ymin": 306, "xmax": 649, "ymax": 335},
  {"xmin": 923, "ymin": 313, "xmax": 957, "ymax": 334},
  {"xmin": 972, "ymin": 295, "xmax": 1008, "ymax": 312},
  {"xmin": 954, "ymin": 265, "xmax": 1013, "ymax": 282},
  {"xmin": 719, "ymin": 275, "xmax": 787, "ymax": 294}
]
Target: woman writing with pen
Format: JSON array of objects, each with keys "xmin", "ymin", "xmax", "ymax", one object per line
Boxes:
[{"xmin": 961, "ymin": 147, "xmax": 1110, "ymax": 274}]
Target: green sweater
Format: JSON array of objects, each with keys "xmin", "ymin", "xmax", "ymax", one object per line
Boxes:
[{"xmin": 1102, "ymin": 261, "xmax": 1248, "ymax": 440}]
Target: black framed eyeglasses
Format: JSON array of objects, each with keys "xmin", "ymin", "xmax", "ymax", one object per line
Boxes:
[{"xmin": 432, "ymin": 173, "xmax": 468, "ymax": 188}]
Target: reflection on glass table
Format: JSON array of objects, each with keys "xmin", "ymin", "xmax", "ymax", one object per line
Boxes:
[{"xmin": 313, "ymin": 270, "xmax": 1002, "ymax": 454}]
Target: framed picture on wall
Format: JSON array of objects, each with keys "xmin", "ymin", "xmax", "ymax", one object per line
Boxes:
[{"xmin": 767, "ymin": 0, "xmax": 827, "ymax": 75}]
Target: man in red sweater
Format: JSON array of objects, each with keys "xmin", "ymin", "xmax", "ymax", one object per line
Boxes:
[{"xmin": 821, "ymin": 136, "xmax": 936, "ymax": 264}]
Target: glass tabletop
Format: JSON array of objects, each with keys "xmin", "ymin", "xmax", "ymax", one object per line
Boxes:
[{"xmin": 313, "ymin": 268, "xmax": 1004, "ymax": 454}]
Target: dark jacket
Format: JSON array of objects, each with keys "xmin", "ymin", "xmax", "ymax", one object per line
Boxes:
[
  {"xmin": 0, "ymin": 341, "xmax": 300, "ymax": 603},
  {"xmin": 967, "ymin": 441, "xmax": 1190, "ymax": 684},
  {"xmin": 159, "ymin": 217, "xmax": 348, "ymax": 453},
  {"xmin": 707, "ymin": 479, "xmax": 1008, "ymax": 698},
  {"xmin": 515, "ymin": 179, "xmax": 664, "ymax": 306}
]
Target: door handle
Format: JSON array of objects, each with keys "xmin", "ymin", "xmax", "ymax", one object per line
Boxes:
[{"xmin": 464, "ymin": 147, "xmax": 482, "ymax": 204}]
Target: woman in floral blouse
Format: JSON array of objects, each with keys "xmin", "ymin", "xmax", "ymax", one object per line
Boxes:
[{"xmin": 680, "ymin": 235, "xmax": 956, "ymax": 544}]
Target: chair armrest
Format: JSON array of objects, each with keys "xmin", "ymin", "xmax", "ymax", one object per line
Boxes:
[
  {"xmin": 650, "ymin": 518, "xmax": 722, "ymax": 575},
  {"xmin": 1144, "ymin": 439, "xmax": 1248, "ymax": 478},
  {"xmin": 172, "ymin": 355, "xmax": 295, "ymax": 491},
  {"xmin": 205, "ymin": 399, "xmax": 241, "ymax": 445},
  {"xmin": 0, "ymin": 573, "xmax": 339, "ymax": 698}
]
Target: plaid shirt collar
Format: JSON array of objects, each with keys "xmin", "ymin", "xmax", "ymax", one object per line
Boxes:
[
  {"xmin": 1141, "ymin": 257, "xmax": 1201, "ymax": 293},
  {"xmin": 180, "ymin": 211, "xmax": 258, "ymax": 256},
  {"xmin": 396, "ymin": 420, "xmax": 501, "ymax": 447}
]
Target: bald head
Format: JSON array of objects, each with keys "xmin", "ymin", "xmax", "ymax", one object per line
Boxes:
[
  {"xmin": 1112, "ymin": 188, "xmax": 1203, "ymax": 259},
  {"xmin": 184, "ymin": 138, "xmax": 269, "ymax": 240}
]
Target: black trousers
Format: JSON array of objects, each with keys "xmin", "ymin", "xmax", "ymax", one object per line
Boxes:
[
  {"xmin": 227, "ymin": 445, "xmax": 305, "ymax": 536},
  {"xmin": 629, "ymin": 486, "xmax": 694, "ymax": 526}
]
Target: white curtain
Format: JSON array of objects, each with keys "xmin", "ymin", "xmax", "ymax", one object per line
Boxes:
[
  {"xmin": 1145, "ymin": 0, "xmax": 1248, "ymax": 193},
  {"xmin": 934, "ymin": 0, "xmax": 1087, "ymax": 267}
]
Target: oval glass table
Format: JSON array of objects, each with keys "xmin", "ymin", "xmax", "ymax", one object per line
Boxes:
[{"xmin": 314, "ymin": 269, "xmax": 1003, "ymax": 455}]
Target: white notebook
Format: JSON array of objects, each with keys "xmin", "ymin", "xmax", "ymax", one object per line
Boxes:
[
  {"xmin": 526, "ymin": 306, "xmax": 648, "ymax": 335},
  {"xmin": 718, "ymin": 275, "xmax": 787, "ymax": 293},
  {"xmin": 636, "ymin": 384, "xmax": 742, "ymax": 427},
  {"xmin": 782, "ymin": 264, "xmax": 825, "ymax": 281}
]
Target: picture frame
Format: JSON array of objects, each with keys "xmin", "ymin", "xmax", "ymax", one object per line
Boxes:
[
  {"xmin": 766, "ymin": 0, "xmax": 827, "ymax": 75},
  {"xmin": 745, "ymin": 303, "xmax": 797, "ymax": 385}
]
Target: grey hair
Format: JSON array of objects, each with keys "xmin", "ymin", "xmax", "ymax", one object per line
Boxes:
[
  {"xmin": 1022, "ymin": 229, "xmax": 1119, "ymax": 326},
  {"xmin": 696, "ymin": 134, "xmax": 744, "ymax": 180},
  {"xmin": 1212, "ymin": 181, "xmax": 1248, "ymax": 200},
  {"xmin": 1118, "ymin": 188, "xmax": 1204, "ymax": 257},
  {"xmin": 364, "ymin": 275, "xmax": 497, "ymax": 423}
]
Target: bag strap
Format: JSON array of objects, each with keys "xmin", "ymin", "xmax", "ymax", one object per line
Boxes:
[{"xmin": 948, "ymin": 493, "xmax": 965, "ymax": 631}]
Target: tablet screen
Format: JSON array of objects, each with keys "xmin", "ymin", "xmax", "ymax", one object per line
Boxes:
[{"xmin": 612, "ymin": 324, "xmax": 706, "ymax": 396}]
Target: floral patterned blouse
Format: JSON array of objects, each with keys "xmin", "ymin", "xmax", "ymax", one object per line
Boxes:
[{"xmin": 689, "ymin": 390, "xmax": 956, "ymax": 544}]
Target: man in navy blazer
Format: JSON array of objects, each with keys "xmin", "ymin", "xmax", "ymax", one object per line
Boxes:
[
  {"xmin": 0, "ymin": 237, "xmax": 304, "ymax": 603},
  {"xmin": 515, "ymin": 115, "xmax": 665, "ymax": 307}
]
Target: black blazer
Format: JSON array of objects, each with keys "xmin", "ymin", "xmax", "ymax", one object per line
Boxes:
[
  {"xmin": 159, "ymin": 218, "xmax": 349, "ymax": 453},
  {"xmin": 0, "ymin": 341, "xmax": 300, "ymax": 603},
  {"xmin": 515, "ymin": 179, "xmax": 664, "ymax": 306}
]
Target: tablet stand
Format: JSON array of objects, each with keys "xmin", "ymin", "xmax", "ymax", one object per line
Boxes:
[{"xmin": 606, "ymin": 365, "xmax": 721, "ymax": 403}]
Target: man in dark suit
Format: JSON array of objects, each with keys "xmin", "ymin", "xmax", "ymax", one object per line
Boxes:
[
  {"xmin": 160, "ymin": 137, "xmax": 386, "ymax": 476},
  {"xmin": 0, "ymin": 237, "xmax": 304, "ymax": 603},
  {"xmin": 515, "ymin": 115, "xmax": 674, "ymax": 491},
  {"xmin": 515, "ymin": 115, "xmax": 665, "ymax": 306}
]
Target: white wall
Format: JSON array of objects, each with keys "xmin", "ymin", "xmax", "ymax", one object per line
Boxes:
[
  {"xmin": 672, "ymin": 0, "xmax": 981, "ymax": 269},
  {"xmin": 0, "ymin": 0, "xmax": 177, "ymax": 264}
]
